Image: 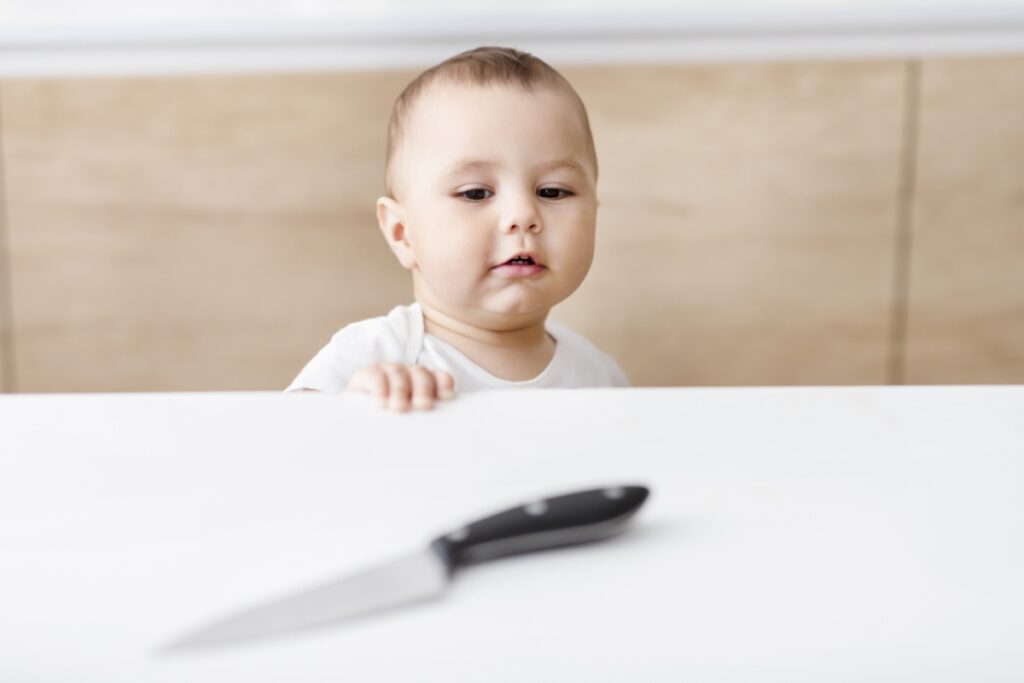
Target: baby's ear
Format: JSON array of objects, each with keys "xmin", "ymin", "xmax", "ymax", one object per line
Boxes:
[{"xmin": 376, "ymin": 196, "xmax": 417, "ymax": 270}]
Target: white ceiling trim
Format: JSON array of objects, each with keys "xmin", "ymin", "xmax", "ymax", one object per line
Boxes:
[{"xmin": 2, "ymin": 8, "xmax": 1024, "ymax": 76}]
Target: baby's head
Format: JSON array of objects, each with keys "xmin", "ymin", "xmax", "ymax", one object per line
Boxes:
[{"xmin": 376, "ymin": 46, "xmax": 600, "ymax": 332}]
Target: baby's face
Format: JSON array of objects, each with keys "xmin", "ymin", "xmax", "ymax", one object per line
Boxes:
[{"xmin": 388, "ymin": 81, "xmax": 598, "ymax": 329}]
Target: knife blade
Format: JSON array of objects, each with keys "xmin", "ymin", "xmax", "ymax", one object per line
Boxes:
[{"xmin": 162, "ymin": 484, "xmax": 650, "ymax": 652}]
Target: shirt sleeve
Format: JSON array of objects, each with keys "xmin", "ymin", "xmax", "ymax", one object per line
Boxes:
[
  {"xmin": 546, "ymin": 319, "xmax": 631, "ymax": 388},
  {"xmin": 284, "ymin": 317, "xmax": 409, "ymax": 393},
  {"xmin": 606, "ymin": 357, "xmax": 631, "ymax": 387}
]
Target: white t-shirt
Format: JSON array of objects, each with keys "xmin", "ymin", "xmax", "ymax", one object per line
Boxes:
[{"xmin": 286, "ymin": 303, "xmax": 629, "ymax": 393}]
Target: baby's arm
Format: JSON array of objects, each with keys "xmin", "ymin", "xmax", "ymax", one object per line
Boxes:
[{"xmin": 346, "ymin": 364, "xmax": 455, "ymax": 412}]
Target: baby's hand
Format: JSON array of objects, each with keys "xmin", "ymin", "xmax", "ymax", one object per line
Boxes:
[{"xmin": 346, "ymin": 364, "xmax": 455, "ymax": 412}]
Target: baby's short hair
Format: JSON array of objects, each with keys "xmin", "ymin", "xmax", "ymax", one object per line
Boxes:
[{"xmin": 384, "ymin": 46, "xmax": 597, "ymax": 197}]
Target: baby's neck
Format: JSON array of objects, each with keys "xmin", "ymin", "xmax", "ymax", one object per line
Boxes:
[{"xmin": 420, "ymin": 304, "xmax": 556, "ymax": 382}]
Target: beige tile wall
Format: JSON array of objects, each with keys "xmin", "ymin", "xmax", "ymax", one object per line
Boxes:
[
  {"xmin": 558, "ymin": 62, "xmax": 905, "ymax": 385},
  {"xmin": 0, "ymin": 108, "xmax": 10, "ymax": 392},
  {"xmin": 0, "ymin": 297, "xmax": 8, "ymax": 391},
  {"xmin": 0, "ymin": 56, "xmax": 1021, "ymax": 392},
  {"xmin": 2, "ymin": 73, "xmax": 416, "ymax": 392},
  {"xmin": 905, "ymin": 57, "xmax": 1024, "ymax": 383},
  {"xmin": 0, "ymin": 257, "xmax": 8, "ymax": 392},
  {"xmin": 0, "ymin": 198, "xmax": 9, "ymax": 393}
]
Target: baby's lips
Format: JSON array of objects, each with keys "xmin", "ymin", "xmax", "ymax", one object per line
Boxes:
[
  {"xmin": 490, "ymin": 262, "xmax": 547, "ymax": 272},
  {"xmin": 492, "ymin": 252, "xmax": 545, "ymax": 268}
]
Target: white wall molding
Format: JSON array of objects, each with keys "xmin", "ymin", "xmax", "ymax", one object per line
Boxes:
[{"xmin": 2, "ymin": 6, "xmax": 1024, "ymax": 76}]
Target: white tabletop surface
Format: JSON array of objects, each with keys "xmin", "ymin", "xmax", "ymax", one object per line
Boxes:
[{"xmin": 2, "ymin": 386, "xmax": 1023, "ymax": 682}]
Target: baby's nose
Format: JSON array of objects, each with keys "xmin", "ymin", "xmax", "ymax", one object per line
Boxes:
[
  {"xmin": 504, "ymin": 220, "xmax": 541, "ymax": 233},
  {"xmin": 500, "ymin": 193, "xmax": 543, "ymax": 234}
]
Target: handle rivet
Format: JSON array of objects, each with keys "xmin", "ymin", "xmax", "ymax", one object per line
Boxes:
[
  {"xmin": 524, "ymin": 501, "xmax": 548, "ymax": 516},
  {"xmin": 603, "ymin": 487, "xmax": 625, "ymax": 500}
]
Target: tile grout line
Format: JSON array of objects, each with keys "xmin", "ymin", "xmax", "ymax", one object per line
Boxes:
[
  {"xmin": 0, "ymin": 86, "xmax": 17, "ymax": 393},
  {"xmin": 887, "ymin": 60, "xmax": 921, "ymax": 386}
]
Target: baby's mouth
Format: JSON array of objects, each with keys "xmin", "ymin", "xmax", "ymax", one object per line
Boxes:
[
  {"xmin": 491, "ymin": 253, "xmax": 547, "ymax": 277},
  {"xmin": 493, "ymin": 253, "xmax": 544, "ymax": 269}
]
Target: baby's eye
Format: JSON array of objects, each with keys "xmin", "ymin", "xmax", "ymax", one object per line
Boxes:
[
  {"xmin": 537, "ymin": 187, "xmax": 574, "ymax": 200},
  {"xmin": 458, "ymin": 188, "xmax": 493, "ymax": 201}
]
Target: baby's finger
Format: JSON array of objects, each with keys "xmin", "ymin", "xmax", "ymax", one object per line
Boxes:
[
  {"xmin": 347, "ymin": 365, "xmax": 389, "ymax": 407},
  {"xmin": 434, "ymin": 370, "xmax": 455, "ymax": 400},
  {"xmin": 380, "ymin": 363, "xmax": 412, "ymax": 412},
  {"xmin": 408, "ymin": 365, "xmax": 437, "ymax": 410}
]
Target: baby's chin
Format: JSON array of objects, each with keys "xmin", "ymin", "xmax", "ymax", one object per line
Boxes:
[
  {"xmin": 414, "ymin": 276, "xmax": 572, "ymax": 328},
  {"xmin": 458, "ymin": 299, "xmax": 552, "ymax": 325},
  {"xmin": 431, "ymin": 297, "xmax": 555, "ymax": 331},
  {"xmin": 480, "ymin": 304, "xmax": 551, "ymax": 327},
  {"xmin": 482, "ymin": 283, "xmax": 566, "ymax": 313}
]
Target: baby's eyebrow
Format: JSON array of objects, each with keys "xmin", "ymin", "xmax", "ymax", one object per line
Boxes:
[
  {"xmin": 442, "ymin": 158, "xmax": 586, "ymax": 177},
  {"xmin": 534, "ymin": 158, "xmax": 587, "ymax": 175},
  {"xmin": 443, "ymin": 159, "xmax": 497, "ymax": 177}
]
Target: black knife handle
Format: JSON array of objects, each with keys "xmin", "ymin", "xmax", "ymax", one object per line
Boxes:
[{"xmin": 429, "ymin": 485, "xmax": 650, "ymax": 573}]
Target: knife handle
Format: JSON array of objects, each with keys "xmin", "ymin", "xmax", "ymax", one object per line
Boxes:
[{"xmin": 429, "ymin": 485, "xmax": 649, "ymax": 572}]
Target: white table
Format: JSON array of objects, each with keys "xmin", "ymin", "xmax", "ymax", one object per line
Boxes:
[{"xmin": 2, "ymin": 387, "xmax": 1023, "ymax": 681}]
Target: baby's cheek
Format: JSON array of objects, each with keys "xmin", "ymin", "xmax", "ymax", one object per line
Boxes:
[
  {"xmin": 423, "ymin": 248, "xmax": 481, "ymax": 296},
  {"xmin": 555, "ymin": 229, "xmax": 595, "ymax": 277}
]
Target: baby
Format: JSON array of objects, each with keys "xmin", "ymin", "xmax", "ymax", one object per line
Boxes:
[{"xmin": 287, "ymin": 46, "xmax": 628, "ymax": 410}]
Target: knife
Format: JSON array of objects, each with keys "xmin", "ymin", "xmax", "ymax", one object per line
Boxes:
[{"xmin": 162, "ymin": 484, "xmax": 649, "ymax": 652}]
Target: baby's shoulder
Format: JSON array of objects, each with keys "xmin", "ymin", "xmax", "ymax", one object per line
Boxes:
[
  {"xmin": 286, "ymin": 304, "xmax": 423, "ymax": 393},
  {"xmin": 546, "ymin": 318, "xmax": 605, "ymax": 357},
  {"xmin": 329, "ymin": 303, "xmax": 423, "ymax": 363},
  {"xmin": 546, "ymin": 319, "xmax": 630, "ymax": 387}
]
